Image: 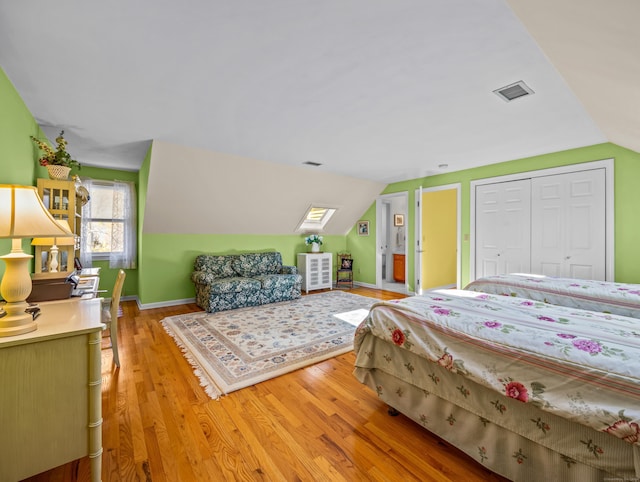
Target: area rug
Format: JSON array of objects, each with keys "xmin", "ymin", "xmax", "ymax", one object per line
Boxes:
[{"xmin": 161, "ymin": 290, "xmax": 376, "ymax": 399}]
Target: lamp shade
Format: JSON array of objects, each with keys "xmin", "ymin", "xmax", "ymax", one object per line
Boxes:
[
  {"xmin": 31, "ymin": 219, "xmax": 76, "ymax": 246},
  {"xmin": 32, "ymin": 236, "xmax": 76, "ymax": 247},
  {"xmin": 0, "ymin": 184, "xmax": 73, "ymax": 238}
]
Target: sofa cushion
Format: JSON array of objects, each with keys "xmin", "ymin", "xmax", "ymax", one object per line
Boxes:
[
  {"xmin": 208, "ymin": 277, "xmax": 261, "ymax": 294},
  {"xmin": 194, "ymin": 254, "xmax": 236, "ymax": 278},
  {"xmin": 253, "ymin": 274, "xmax": 300, "ymax": 290},
  {"xmin": 233, "ymin": 252, "xmax": 282, "ymax": 278},
  {"xmin": 194, "ymin": 254, "xmax": 237, "ymax": 279}
]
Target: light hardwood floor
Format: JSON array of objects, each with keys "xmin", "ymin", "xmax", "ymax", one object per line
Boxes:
[{"xmin": 25, "ymin": 288, "xmax": 508, "ymax": 482}]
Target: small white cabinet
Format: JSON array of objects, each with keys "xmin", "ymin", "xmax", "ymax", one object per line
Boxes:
[{"xmin": 298, "ymin": 253, "xmax": 333, "ymax": 293}]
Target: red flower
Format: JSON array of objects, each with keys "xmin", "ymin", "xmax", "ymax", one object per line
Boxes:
[
  {"xmin": 605, "ymin": 420, "xmax": 640, "ymax": 444},
  {"xmin": 437, "ymin": 353, "xmax": 454, "ymax": 370},
  {"xmin": 505, "ymin": 381, "xmax": 528, "ymax": 402},
  {"xmin": 391, "ymin": 329, "xmax": 405, "ymax": 346}
]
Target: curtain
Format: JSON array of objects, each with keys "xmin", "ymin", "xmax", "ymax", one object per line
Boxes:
[
  {"xmin": 79, "ymin": 178, "xmax": 94, "ymax": 269},
  {"xmin": 109, "ymin": 180, "xmax": 137, "ymax": 269},
  {"xmin": 79, "ymin": 178, "xmax": 137, "ymax": 270}
]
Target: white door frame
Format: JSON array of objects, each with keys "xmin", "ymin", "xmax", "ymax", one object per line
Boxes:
[
  {"xmin": 414, "ymin": 183, "xmax": 462, "ymax": 294},
  {"xmin": 469, "ymin": 159, "xmax": 614, "ymax": 282},
  {"xmin": 376, "ymin": 191, "xmax": 409, "ymax": 292}
]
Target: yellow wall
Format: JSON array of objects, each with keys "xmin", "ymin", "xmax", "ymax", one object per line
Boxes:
[{"xmin": 421, "ymin": 189, "xmax": 457, "ymax": 289}]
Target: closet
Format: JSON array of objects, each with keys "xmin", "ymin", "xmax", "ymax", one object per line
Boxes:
[{"xmin": 474, "ymin": 164, "xmax": 609, "ymax": 281}]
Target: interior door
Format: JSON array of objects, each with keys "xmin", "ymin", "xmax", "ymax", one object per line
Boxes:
[
  {"xmin": 415, "ymin": 185, "xmax": 461, "ymax": 293},
  {"xmin": 421, "ymin": 188, "xmax": 458, "ymax": 290},
  {"xmin": 531, "ymin": 169, "xmax": 606, "ymax": 279},
  {"xmin": 475, "ymin": 179, "xmax": 531, "ymax": 278}
]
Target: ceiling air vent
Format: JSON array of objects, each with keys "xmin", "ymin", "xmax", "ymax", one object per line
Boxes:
[
  {"xmin": 493, "ymin": 81, "xmax": 534, "ymax": 102},
  {"xmin": 303, "ymin": 161, "xmax": 322, "ymax": 167}
]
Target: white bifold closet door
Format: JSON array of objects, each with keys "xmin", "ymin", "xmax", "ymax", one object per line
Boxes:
[
  {"xmin": 530, "ymin": 169, "xmax": 606, "ymax": 279},
  {"xmin": 475, "ymin": 168, "xmax": 606, "ymax": 280},
  {"xmin": 475, "ymin": 179, "xmax": 531, "ymax": 277}
]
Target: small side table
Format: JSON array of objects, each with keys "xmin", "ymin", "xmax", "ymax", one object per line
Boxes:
[{"xmin": 297, "ymin": 253, "xmax": 333, "ymax": 293}]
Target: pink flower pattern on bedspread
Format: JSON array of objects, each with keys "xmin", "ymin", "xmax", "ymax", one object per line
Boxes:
[
  {"xmin": 354, "ymin": 289, "xmax": 640, "ymax": 446},
  {"xmin": 465, "ymin": 274, "xmax": 640, "ymax": 318}
]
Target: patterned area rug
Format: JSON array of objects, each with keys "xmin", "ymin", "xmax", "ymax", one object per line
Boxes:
[{"xmin": 161, "ymin": 290, "xmax": 375, "ymax": 399}]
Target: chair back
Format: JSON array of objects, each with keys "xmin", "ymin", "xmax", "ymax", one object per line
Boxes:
[{"xmin": 110, "ymin": 269, "xmax": 126, "ymax": 321}]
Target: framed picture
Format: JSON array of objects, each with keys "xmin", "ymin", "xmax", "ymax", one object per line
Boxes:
[
  {"xmin": 394, "ymin": 214, "xmax": 404, "ymax": 227},
  {"xmin": 358, "ymin": 220, "xmax": 369, "ymax": 236}
]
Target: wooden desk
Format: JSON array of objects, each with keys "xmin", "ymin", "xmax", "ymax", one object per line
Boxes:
[{"xmin": 0, "ymin": 298, "xmax": 104, "ymax": 481}]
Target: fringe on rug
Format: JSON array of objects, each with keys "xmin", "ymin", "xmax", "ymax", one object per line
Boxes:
[{"xmin": 160, "ymin": 319, "xmax": 224, "ymax": 400}]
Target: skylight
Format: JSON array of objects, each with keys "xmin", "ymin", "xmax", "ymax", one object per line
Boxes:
[{"xmin": 296, "ymin": 206, "xmax": 337, "ymax": 233}]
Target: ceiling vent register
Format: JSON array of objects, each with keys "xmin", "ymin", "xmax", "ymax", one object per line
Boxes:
[{"xmin": 493, "ymin": 81, "xmax": 534, "ymax": 102}]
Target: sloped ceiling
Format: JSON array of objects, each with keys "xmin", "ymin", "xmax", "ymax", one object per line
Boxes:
[
  {"xmin": 506, "ymin": 0, "xmax": 640, "ymax": 154},
  {"xmin": 0, "ymin": 1, "xmax": 637, "ymax": 235},
  {"xmin": 145, "ymin": 141, "xmax": 385, "ymax": 235}
]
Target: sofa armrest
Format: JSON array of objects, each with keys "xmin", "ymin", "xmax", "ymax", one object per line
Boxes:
[
  {"xmin": 191, "ymin": 271, "xmax": 217, "ymax": 285},
  {"xmin": 280, "ymin": 265, "xmax": 298, "ymax": 275}
]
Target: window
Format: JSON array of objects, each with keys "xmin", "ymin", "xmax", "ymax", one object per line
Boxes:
[
  {"xmin": 80, "ymin": 179, "xmax": 137, "ymax": 269},
  {"xmin": 296, "ymin": 205, "xmax": 337, "ymax": 233}
]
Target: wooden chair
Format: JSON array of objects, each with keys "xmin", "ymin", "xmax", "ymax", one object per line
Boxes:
[
  {"xmin": 102, "ymin": 269, "xmax": 126, "ymax": 367},
  {"xmin": 336, "ymin": 253, "xmax": 353, "ymax": 289}
]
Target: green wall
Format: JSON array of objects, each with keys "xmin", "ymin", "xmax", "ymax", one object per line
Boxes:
[
  {"xmin": 348, "ymin": 143, "xmax": 640, "ymax": 291},
  {"xmin": 0, "ymin": 66, "xmax": 140, "ymax": 297},
  {"xmin": 138, "ymin": 232, "xmax": 346, "ymax": 305},
  {"xmin": 0, "ymin": 68, "xmax": 45, "ymax": 278}
]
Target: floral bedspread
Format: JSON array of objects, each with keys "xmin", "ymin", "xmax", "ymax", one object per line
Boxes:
[
  {"xmin": 354, "ymin": 290, "xmax": 640, "ymax": 446},
  {"xmin": 465, "ymin": 274, "xmax": 640, "ymax": 318}
]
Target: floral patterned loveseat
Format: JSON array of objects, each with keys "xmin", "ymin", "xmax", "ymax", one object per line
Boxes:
[{"xmin": 191, "ymin": 252, "xmax": 302, "ymax": 313}]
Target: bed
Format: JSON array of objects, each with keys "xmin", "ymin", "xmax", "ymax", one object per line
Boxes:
[
  {"xmin": 465, "ymin": 274, "xmax": 640, "ymax": 319},
  {"xmin": 353, "ymin": 289, "xmax": 640, "ymax": 481}
]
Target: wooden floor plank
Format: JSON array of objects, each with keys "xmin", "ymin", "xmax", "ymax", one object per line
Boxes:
[{"xmin": 22, "ymin": 288, "xmax": 508, "ymax": 482}]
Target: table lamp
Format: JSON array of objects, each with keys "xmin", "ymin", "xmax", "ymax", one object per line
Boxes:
[
  {"xmin": 32, "ymin": 219, "xmax": 76, "ymax": 272},
  {"xmin": 0, "ymin": 184, "xmax": 73, "ymax": 336}
]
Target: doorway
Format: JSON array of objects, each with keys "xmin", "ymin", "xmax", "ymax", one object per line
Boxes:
[{"xmin": 376, "ymin": 192, "xmax": 408, "ymax": 294}]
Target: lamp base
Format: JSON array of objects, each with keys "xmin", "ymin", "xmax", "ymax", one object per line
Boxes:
[
  {"xmin": 0, "ymin": 244, "xmax": 37, "ymax": 337},
  {"xmin": 0, "ymin": 301, "xmax": 36, "ymax": 336}
]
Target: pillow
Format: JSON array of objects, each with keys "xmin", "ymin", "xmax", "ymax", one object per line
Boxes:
[
  {"xmin": 234, "ymin": 253, "xmax": 281, "ymax": 277},
  {"xmin": 340, "ymin": 258, "xmax": 353, "ymax": 270},
  {"xmin": 194, "ymin": 255, "xmax": 237, "ymax": 278}
]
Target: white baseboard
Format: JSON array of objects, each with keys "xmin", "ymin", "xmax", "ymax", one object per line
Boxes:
[
  {"xmin": 129, "ymin": 281, "xmax": 418, "ymax": 311},
  {"xmin": 353, "ymin": 281, "xmax": 377, "ymax": 289},
  {"xmin": 136, "ymin": 297, "xmax": 196, "ymax": 311}
]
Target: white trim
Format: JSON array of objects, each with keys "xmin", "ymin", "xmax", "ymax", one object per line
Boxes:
[
  {"xmin": 353, "ymin": 280, "xmax": 377, "ymax": 289},
  {"xmin": 137, "ymin": 297, "xmax": 196, "ymax": 310},
  {"xmin": 375, "ymin": 191, "xmax": 409, "ymax": 290},
  {"xmin": 469, "ymin": 158, "xmax": 614, "ymax": 282}
]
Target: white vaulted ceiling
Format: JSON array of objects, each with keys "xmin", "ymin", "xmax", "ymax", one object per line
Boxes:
[{"xmin": 0, "ymin": 1, "xmax": 638, "ymax": 235}]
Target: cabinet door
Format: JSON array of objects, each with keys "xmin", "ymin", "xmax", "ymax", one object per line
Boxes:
[
  {"xmin": 319, "ymin": 254, "xmax": 332, "ymax": 287},
  {"xmin": 475, "ymin": 179, "xmax": 531, "ymax": 278},
  {"xmin": 531, "ymin": 169, "xmax": 605, "ymax": 280},
  {"xmin": 308, "ymin": 256, "xmax": 320, "ymax": 289}
]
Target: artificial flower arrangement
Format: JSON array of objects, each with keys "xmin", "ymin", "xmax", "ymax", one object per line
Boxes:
[
  {"xmin": 30, "ymin": 130, "xmax": 81, "ymax": 169},
  {"xmin": 304, "ymin": 234, "xmax": 323, "ymax": 245}
]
